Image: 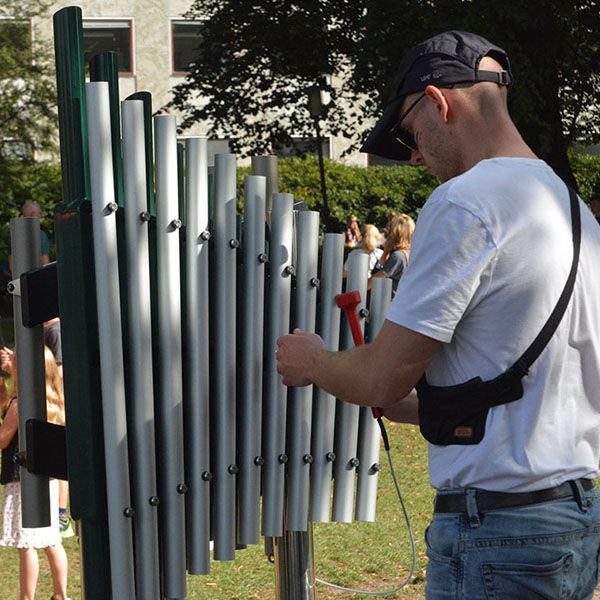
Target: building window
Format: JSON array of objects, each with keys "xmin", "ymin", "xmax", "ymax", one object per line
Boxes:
[
  {"xmin": 171, "ymin": 21, "xmax": 204, "ymax": 74},
  {"xmin": 275, "ymin": 137, "xmax": 331, "ymax": 159},
  {"xmin": 82, "ymin": 20, "xmax": 133, "ymax": 75}
]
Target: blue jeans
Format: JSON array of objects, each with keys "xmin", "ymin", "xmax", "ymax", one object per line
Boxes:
[{"xmin": 425, "ymin": 482, "xmax": 600, "ymax": 599}]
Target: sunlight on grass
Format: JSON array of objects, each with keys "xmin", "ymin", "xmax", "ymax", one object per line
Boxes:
[{"xmin": 0, "ymin": 423, "xmax": 431, "ymax": 599}]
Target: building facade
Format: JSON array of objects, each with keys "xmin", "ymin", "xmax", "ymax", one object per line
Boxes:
[{"xmin": 30, "ymin": 0, "xmax": 371, "ymax": 166}]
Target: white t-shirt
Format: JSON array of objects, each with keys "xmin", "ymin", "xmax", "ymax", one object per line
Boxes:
[{"xmin": 387, "ymin": 157, "xmax": 600, "ymax": 492}]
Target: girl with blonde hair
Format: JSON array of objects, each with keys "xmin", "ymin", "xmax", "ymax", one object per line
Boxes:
[
  {"xmin": 344, "ymin": 223, "xmax": 384, "ymax": 277},
  {"xmin": 372, "ymin": 213, "xmax": 415, "ymax": 293},
  {"xmin": 0, "ymin": 346, "xmax": 70, "ymax": 600}
]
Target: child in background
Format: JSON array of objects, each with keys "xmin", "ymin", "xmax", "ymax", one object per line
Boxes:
[
  {"xmin": 344, "ymin": 224, "xmax": 384, "ymax": 277},
  {"xmin": 0, "ymin": 347, "xmax": 70, "ymax": 600}
]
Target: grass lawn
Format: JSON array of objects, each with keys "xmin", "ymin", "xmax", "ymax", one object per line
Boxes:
[{"xmin": 0, "ymin": 422, "xmax": 432, "ymax": 599}]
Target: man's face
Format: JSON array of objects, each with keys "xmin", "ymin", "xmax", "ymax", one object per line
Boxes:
[{"xmin": 398, "ymin": 89, "xmax": 461, "ymax": 183}]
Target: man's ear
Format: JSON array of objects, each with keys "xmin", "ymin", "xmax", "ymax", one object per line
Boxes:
[{"xmin": 424, "ymin": 85, "xmax": 450, "ymax": 123}]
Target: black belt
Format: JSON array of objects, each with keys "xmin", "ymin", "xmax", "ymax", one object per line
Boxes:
[{"xmin": 434, "ymin": 478, "xmax": 595, "ymax": 514}]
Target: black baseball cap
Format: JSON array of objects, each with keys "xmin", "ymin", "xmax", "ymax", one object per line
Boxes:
[{"xmin": 361, "ymin": 31, "xmax": 513, "ymax": 161}]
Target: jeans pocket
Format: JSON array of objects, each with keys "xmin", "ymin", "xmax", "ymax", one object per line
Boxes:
[
  {"xmin": 425, "ymin": 525, "xmax": 460, "ymax": 600},
  {"xmin": 481, "ymin": 552, "xmax": 573, "ymax": 600}
]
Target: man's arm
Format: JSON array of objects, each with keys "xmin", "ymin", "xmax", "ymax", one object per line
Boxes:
[{"xmin": 276, "ymin": 319, "xmax": 439, "ymax": 420}]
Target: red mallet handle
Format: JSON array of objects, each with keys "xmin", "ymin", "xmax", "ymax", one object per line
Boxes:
[{"xmin": 335, "ymin": 291, "xmax": 384, "ymax": 419}]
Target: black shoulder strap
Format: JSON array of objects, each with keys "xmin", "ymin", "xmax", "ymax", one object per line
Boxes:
[{"xmin": 509, "ymin": 186, "xmax": 581, "ymax": 378}]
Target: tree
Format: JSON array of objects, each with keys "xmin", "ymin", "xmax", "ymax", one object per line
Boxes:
[
  {"xmin": 0, "ymin": 0, "xmax": 58, "ymax": 258},
  {"xmin": 0, "ymin": 0, "xmax": 56, "ymax": 158},
  {"xmin": 166, "ymin": 1, "xmax": 362, "ymax": 155},
  {"xmin": 167, "ymin": 0, "xmax": 600, "ymax": 187}
]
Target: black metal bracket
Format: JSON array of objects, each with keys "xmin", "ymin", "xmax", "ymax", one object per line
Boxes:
[
  {"xmin": 25, "ymin": 418, "xmax": 68, "ymax": 481},
  {"xmin": 18, "ymin": 261, "xmax": 60, "ymax": 327}
]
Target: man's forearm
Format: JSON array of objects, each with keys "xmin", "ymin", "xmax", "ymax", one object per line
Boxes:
[
  {"xmin": 308, "ymin": 344, "xmax": 392, "ymax": 408},
  {"xmin": 277, "ymin": 321, "xmax": 439, "ymax": 413}
]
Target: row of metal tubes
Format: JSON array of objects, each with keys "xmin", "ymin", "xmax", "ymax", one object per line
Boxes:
[{"xmin": 87, "ymin": 81, "xmax": 390, "ymax": 599}]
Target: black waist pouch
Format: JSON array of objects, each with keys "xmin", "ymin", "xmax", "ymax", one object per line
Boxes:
[{"xmin": 416, "ymin": 367, "xmax": 525, "ymax": 445}]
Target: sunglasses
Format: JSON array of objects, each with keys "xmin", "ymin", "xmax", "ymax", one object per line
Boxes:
[{"xmin": 389, "ymin": 92, "xmax": 426, "ymax": 152}]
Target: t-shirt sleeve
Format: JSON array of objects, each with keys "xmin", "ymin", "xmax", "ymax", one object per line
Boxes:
[{"xmin": 387, "ymin": 198, "xmax": 496, "ymax": 343}]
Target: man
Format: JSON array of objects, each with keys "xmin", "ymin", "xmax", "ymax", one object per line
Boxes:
[{"xmin": 276, "ymin": 31, "xmax": 600, "ymax": 599}]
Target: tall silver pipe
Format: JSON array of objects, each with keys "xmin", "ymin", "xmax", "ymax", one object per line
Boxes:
[
  {"xmin": 184, "ymin": 137, "xmax": 211, "ymax": 573},
  {"xmin": 309, "ymin": 233, "xmax": 344, "ymax": 522},
  {"xmin": 251, "ymin": 155, "xmax": 278, "ymax": 213},
  {"xmin": 262, "ymin": 192, "xmax": 294, "ymax": 537},
  {"xmin": 86, "ymin": 81, "xmax": 136, "ymax": 599},
  {"xmin": 121, "ymin": 99, "xmax": 161, "ymax": 598},
  {"xmin": 154, "ymin": 114, "xmax": 187, "ymax": 597},
  {"xmin": 355, "ymin": 277, "xmax": 392, "ymax": 521},
  {"xmin": 211, "ymin": 153, "xmax": 238, "ymax": 560},
  {"xmin": 332, "ymin": 251, "xmax": 369, "ymax": 522},
  {"xmin": 251, "ymin": 155, "xmax": 278, "ymax": 559},
  {"xmin": 238, "ymin": 175, "xmax": 267, "ymax": 546},
  {"xmin": 274, "ymin": 520, "xmax": 316, "ymax": 600},
  {"xmin": 286, "ymin": 211, "xmax": 319, "ymax": 532},
  {"xmin": 10, "ymin": 218, "xmax": 50, "ymax": 528}
]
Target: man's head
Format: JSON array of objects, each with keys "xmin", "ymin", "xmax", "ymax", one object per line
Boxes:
[
  {"xmin": 361, "ymin": 31, "xmax": 513, "ymax": 180},
  {"xmin": 21, "ymin": 200, "xmax": 42, "ymax": 218}
]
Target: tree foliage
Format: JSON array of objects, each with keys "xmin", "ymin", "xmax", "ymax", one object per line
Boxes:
[
  {"xmin": 0, "ymin": 0, "xmax": 56, "ymax": 158},
  {"xmin": 0, "ymin": 0, "xmax": 58, "ymax": 257},
  {"xmin": 168, "ymin": 0, "xmax": 600, "ymax": 186},
  {"xmin": 167, "ymin": 1, "xmax": 360, "ymax": 155}
]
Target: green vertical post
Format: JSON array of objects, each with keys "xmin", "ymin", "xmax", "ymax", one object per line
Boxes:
[
  {"xmin": 90, "ymin": 51, "xmax": 124, "ymax": 208},
  {"xmin": 178, "ymin": 141, "xmax": 186, "ymax": 224},
  {"xmin": 53, "ymin": 7, "xmax": 111, "ymax": 598},
  {"xmin": 126, "ymin": 91, "xmax": 155, "ymax": 215}
]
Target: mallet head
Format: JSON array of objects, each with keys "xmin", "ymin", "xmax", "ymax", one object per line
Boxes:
[{"xmin": 335, "ymin": 290, "xmax": 361, "ymax": 311}]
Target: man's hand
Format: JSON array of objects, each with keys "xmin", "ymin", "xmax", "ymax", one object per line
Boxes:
[{"xmin": 276, "ymin": 329, "xmax": 327, "ymax": 387}]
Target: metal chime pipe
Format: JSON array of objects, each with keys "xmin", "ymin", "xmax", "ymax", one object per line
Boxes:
[
  {"xmin": 121, "ymin": 99, "xmax": 161, "ymax": 598},
  {"xmin": 86, "ymin": 81, "xmax": 136, "ymax": 598},
  {"xmin": 238, "ymin": 175, "xmax": 267, "ymax": 546},
  {"xmin": 355, "ymin": 277, "xmax": 392, "ymax": 521},
  {"xmin": 286, "ymin": 210, "xmax": 320, "ymax": 531},
  {"xmin": 262, "ymin": 192, "xmax": 294, "ymax": 538},
  {"xmin": 10, "ymin": 218, "xmax": 50, "ymax": 528},
  {"xmin": 332, "ymin": 251, "xmax": 369, "ymax": 522},
  {"xmin": 211, "ymin": 153, "xmax": 238, "ymax": 560},
  {"xmin": 184, "ymin": 137, "xmax": 211, "ymax": 574},
  {"xmin": 154, "ymin": 114, "xmax": 187, "ymax": 598},
  {"xmin": 309, "ymin": 233, "xmax": 345, "ymax": 522},
  {"xmin": 251, "ymin": 155, "xmax": 278, "ymax": 213}
]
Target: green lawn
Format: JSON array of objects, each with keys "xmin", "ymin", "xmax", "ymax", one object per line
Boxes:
[{"xmin": 0, "ymin": 423, "xmax": 432, "ymax": 599}]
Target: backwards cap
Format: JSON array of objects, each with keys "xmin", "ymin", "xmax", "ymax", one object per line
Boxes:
[{"xmin": 361, "ymin": 30, "xmax": 512, "ymax": 161}]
